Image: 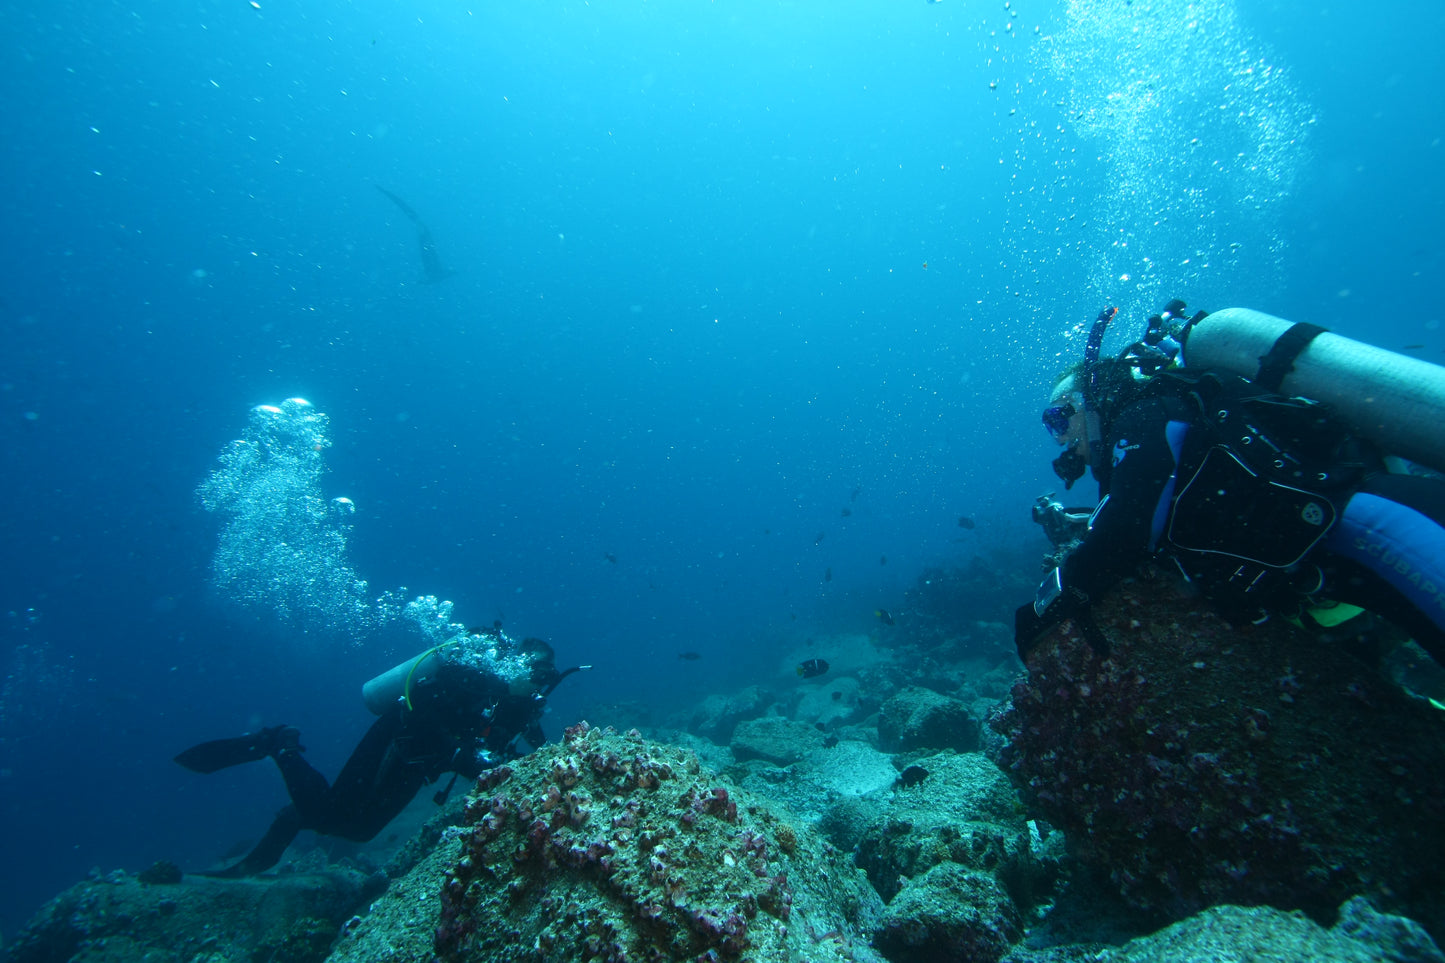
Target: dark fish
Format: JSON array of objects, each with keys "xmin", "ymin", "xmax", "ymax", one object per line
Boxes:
[
  {"xmin": 830, "ymin": 690, "xmax": 842, "ymax": 701},
  {"xmin": 957, "ymin": 515, "xmax": 976, "ymax": 529},
  {"xmin": 375, "ymin": 186, "xmax": 455, "ymax": 283},
  {"xmin": 678, "ymin": 651, "xmax": 702, "ymax": 661},
  {"xmin": 895, "ymin": 764, "xmax": 929, "ymax": 788},
  {"xmin": 1404, "ymin": 344, "xmax": 1425, "ymax": 351},
  {"xmin": 879, "ymin": 555, "xmax": 887, "ymax": 566},
  {"xmin": 840, "ymin": 507, "xmax": 852, "ymax": 518},
  {"xmin": 796, "ymin": 658, "xmax": 830, "ymax": 679},
  {"xmin": 875, "ymin": 608, "xmax": 894, "ymax": 626},
  {"xmin": 824, "ymin": 567, "xmax": 832, "ymax": 582},
  {"xmin": 467, "ymin": 620, "xmax": 503, "ymax": 637},
  {"xmin": 603, "ymin": 552, "xmax": 618, "ymax": 564},
  {"xmin": 814, "ymin": 531, "xmax": 827, "ymax": 545},
  {"xmin": 823, "ymin": 734, "xmax": 840, "ymax": 748}
]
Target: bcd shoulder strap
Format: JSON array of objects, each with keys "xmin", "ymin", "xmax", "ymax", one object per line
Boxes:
[{"xmin": 1254, "ymin": 321, "xmax": 1328, "ymax": 393}]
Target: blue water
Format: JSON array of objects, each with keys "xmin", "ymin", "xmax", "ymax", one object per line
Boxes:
[{"xmin": 2, "ymin": 0, "xmax": 1442, "ymax": 934}]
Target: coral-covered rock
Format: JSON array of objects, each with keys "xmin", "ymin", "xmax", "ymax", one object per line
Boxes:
[
  {"xmin": 874, "ymin": 862, "xmax": 1021, "ymax": 963},
  {"xmin": 990, "ymin": 571, "xmax": 1445, "ymax": 937},
  {"xmin": 878, "ymin": 686, "xmax": 979, "ymax": 753},
  {"xmin": 730, "ymin": 715, "xmax": 828, "ymax": 765},
  {"xmin": 430, "ymin": 722, "xmax": 885, "ymax": 963}
]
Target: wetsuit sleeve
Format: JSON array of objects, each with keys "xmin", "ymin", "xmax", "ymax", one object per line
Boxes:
[{"xmin": 1059, "ymin": 399, "xmax": 1185, "ymax": 602}]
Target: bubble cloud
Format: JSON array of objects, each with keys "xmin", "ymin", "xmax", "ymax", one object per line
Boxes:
[{"xmin": 197, "ymin": 397, "xmax": 378, "ymax": 636}]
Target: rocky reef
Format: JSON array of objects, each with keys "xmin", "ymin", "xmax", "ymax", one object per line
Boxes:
[
  {"xmin": 1003, "ymin": 896, "xmax": 1445, "ymax": 963},
  {"xmin": 991, "ymin": 568, "xmax": 1445, "ymax": 937},
  {"xmin": 8, "ymin": 560, "xmax": 1445, "ymax": 963},
  {"xmin": 4, "ymin": 863, "xmax": 381, "ymax": 963}
]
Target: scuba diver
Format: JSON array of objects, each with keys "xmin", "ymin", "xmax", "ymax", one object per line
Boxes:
[
  {"xmin": 175, "ymin": 632, "xmax": 587, "ymax": 876},
  {"xmin": 1016, "ymin": 300, "xmax": 1445, "ymax": 668}
]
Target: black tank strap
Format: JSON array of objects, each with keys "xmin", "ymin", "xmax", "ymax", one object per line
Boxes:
[{"xmin": 1255, "ymin": 322, "xmax": 1327, "ymax": 392}]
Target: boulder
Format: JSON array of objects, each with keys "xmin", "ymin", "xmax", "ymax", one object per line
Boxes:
[
  {"xmin": 878, "ymin": 686, "xmax": 979, "ymax": 753},
  {"xmin": 730, "ymin": 715, "xmax": 827, "ymax": 765}
]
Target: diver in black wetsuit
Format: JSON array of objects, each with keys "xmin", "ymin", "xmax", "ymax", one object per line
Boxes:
[
  {"xmin": 176, "ymin": 635, "xmax": 583, "ymax": 876},
  {"xmin": 1016, "ymin": 306, "xmax": 1445, "ymax": 668}
]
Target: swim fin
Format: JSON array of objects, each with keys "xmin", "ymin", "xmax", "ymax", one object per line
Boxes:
[
  {"xmin": 173, "ymin": 726, "xmax": 302, "ymax": 774},
  {"xmin": 195, "ymin": 805, "xmax": 303, "ymax": 878}
]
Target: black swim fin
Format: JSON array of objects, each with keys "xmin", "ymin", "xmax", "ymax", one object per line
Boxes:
[
  {"xmin": 195, "ymin": 805, "xmax": 303, "ymax": 878},
  {"xmin": 174, "ymin": 726, "xmax": 301, "ymax": 774}
]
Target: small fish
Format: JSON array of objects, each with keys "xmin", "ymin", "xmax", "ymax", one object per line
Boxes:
[
  {"xmin": 823, "ymin": 734, "xmax": 840, "ymax": 748},
  {"xmin": 875, "ymin": 608, "xmax": 894, "ymax": 626},
  {"xmin": 1404, "ymin": 344, "xmax": 1425, "ymax": 351},
  {"xmin": 796, "ymin": 658, "xmax": 830, "ymax": 679},
  {"xmin": 824, "ymin": 567, "xmax": 833, "ymax": 582},
  {"xmin": 851, "ymin": 486, "xmax": 862, "ymax": 502},
  {"xmin": 603, "ymin": 552, "xmax": 618, "ymax": 564},
  {"xmin": 840, "ymin": 507, "xmax": 852, "ymax": 518},
  {"xmin": 814, "ymin": 531, "xmax": 827, "ymax": 545},
  {"xmin": 895, "ymin": 764, "xmax": 929, "ymax": 788},
  {"xmin": 957, "ymin": 515, "xmax": 976, "ymax": 530},
  {"xmin": 879, "ymin": 555, "xmax": 887, "ymax": 566},
  {"xmin": 467, "ymin": 620, "xmax": 503, "ymax": 637},
  {"xmin": 678, "ymin": 651, "xmax": 702, "ymax": 661}
]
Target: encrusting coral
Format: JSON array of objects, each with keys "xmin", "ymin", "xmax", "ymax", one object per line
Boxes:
[
  {"xmin": 990, "ymin": 570, "xmax": 1445, "ymax": 940},
  {"xmin": 434, "ymin": 721, "xmax": 885, "ymax": 963}
]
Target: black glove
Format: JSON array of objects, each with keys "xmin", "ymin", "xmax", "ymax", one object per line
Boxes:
[
  {"xmin": 1015, "ymin": 564, "xmax": 1112, "ymax": 661},
  {"xmin": 1014, "ymin": 603, "xmax": 1049, "ymax": 660},
  {"xmin": 1015, "ymin": 600, "xmax": 1073, "ymax": 661},
  {"xmin": 1014, "ymin": 595, "xmax": 1111, "ymax": 662}
]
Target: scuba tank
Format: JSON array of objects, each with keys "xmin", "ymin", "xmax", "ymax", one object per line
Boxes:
[
  {"xmin": 362, "ymin": 648, "xmax": 449, "ymax": 715},
  {"xmin": 362, "ymin": 632, "xmax": 591, "ymax": 716},
  {"xmin": 1178, "ymin": 307, "xmax": 1445, "ymax": 475}
]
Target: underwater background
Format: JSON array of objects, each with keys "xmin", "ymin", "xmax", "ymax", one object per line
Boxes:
[{"xmin": 1, "ymin": 0, "xmax": 1441, "ymax": 935}]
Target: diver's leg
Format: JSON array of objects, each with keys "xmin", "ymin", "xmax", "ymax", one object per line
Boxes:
[
  {"xmin": 272, "ymin": 745, "xmax": 334, "ymax": 827},
  {"xmin": 319, "ymin": 713, "xmax": 430, "ymax": 841},
  {"xmin": 1322, "ymin": 473, "xmax": 1445, "ymax": 665},
  {"xmin": 197, "ymin": 804, "xmax": 303, "ymax": 878}
]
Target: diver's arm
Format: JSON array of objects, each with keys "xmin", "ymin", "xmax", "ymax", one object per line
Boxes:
[
  {"xmin": 1017, "ymin": 401, "xmax": 1183, "ymax": 657},
  {"xmin": 1056, "ymin": 400, "xmax": 1183, "ymax": 601}
]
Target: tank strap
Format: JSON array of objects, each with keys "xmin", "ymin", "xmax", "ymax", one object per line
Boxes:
[{"xmin": 1255, "ymin": 321, "xmax": 1327, "ymax": 392}]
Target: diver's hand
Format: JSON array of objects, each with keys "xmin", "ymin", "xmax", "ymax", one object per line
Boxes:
[
  {"xmin": 1014, "ymin": 603, "xmax": 1051, "ymax": 660},
  {"xmin": 1015, "ymin": 568, "xmax": 1091, "ymax": 660},
  {"xmin": 1015, "ymin": 588, "xmax": 1111, "ymax": 661}
]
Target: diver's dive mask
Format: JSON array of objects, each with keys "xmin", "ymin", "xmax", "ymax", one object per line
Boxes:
[{"xmin": 1042, "ymin": 401, "xmax": 1077, "ymax": 442}]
